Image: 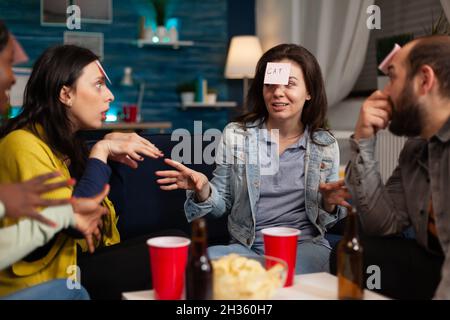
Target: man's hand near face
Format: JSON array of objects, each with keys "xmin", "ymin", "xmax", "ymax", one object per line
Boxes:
[{"xmin": 354, "ymin": 90, "xmax": 393, "ymax": 141}]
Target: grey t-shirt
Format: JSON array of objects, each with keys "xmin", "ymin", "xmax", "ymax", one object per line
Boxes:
[{"xmin": 254, "ymin": 128, "xmax": 319, "ymax": 246}]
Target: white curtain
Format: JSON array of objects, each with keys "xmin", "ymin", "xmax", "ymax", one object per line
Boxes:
[
  {"xmin": 257, "ymin": 0, "xmax": 373, "ymax": 107},
  {"xmin": 441, "ymin": 0, "xmax": 450, "ymax": 21}
]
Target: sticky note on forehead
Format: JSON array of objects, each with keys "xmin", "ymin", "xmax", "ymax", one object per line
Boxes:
[
  {"xmin": 264, "ymin": 62, "xmax": 291, "ymax": 85},
  {"xmin": 378, "ymin": 44, "xmax": 401, "ymax": 75},
  {"xmin": 95, "ymin": 60, "xmax": 111, "ymax": 84}
]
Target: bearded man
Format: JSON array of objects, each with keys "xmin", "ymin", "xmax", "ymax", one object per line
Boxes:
[{"xmin": 323, "ymin": 35, "xmax": 450, "ymax": 300}]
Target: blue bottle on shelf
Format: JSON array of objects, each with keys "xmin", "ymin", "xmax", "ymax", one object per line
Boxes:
[{"xmin": 195, "ymin": 76, "xmax": 207, "ymax": 103}]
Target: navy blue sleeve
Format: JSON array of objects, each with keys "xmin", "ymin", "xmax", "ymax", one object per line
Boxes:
[{"xmin": 73, "ymin": 158, "xmax": 111, "ymax": 197}]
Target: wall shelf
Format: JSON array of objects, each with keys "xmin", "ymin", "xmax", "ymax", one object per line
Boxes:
[
  {"xmin": 136, "ymin": 39, "xmax": 194, "ymax": 49},
  {"xmin": 180, "ymin": 101, "xmax": 237, "ymax": 111},
  {"xmin": 99, "ymin": 121, "xmax": 172, "ymax": 133}
]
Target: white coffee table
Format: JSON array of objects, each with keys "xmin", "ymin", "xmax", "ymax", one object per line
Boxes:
[{"xmin": 122, "ymin": 272, "xmax": 388, "ymax": 300}]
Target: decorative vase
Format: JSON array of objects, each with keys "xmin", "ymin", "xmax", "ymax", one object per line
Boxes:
[
  {"xmin": 139, "ymin": 16, "xmax": 146, "ymax": 40},
  {"xmin": 206, "ymin": 93, "xmax": 217, "ymax": 104},
  {"xmin": 180, "ymin": 92, "xmax": 195, "ymax": 104},
  {"xmin": 156, "ymin": 25, "xmax": 167, "ymax": 42},
  {"xmin": 168, "ymin": 26, "xmax": 178, "ymax": 43},
  {"xmin": 144, "ymin": 27, "xmax": 155, "ymax": 41}
]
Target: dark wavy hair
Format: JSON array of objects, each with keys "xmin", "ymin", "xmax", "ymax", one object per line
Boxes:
[
  {"xmin": 235, "ymin": 43, "xmax": 329, "ymax": 144},
  {"xmin": 0, "ymin": 20, "xmax": 10, "ymax": 52},
  {"xmin": 0, "ymin": 45, "xmax": 99, "ymax": 178}
]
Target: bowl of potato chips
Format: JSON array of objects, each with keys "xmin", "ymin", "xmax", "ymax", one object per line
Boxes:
[{"xmin": 211, "ymin": 253, "xmax": 287, "ymax": 300}]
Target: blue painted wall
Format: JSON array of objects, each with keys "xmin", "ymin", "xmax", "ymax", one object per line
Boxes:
[
  {"xmin": 227, "ymin": 0, "xmax": 255, "ymax": 118},
  {"xmin": 0, "ymin": 0, "xmax": 255, "ymax": 132}
]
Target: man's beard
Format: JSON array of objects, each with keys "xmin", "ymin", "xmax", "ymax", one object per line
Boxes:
[{"xmin": 388, "ymin": 82, "xmax": 423, "ymax": 137}]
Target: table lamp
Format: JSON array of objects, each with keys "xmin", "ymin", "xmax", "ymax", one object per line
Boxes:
[{"xmin": 224, "ymin": 36, "xmax": 263, "ymax": 110}]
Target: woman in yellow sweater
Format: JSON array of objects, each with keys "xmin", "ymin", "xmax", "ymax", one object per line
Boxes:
[{"xmin": 0, "ymin": 45, "xmax": 165, "ymax": 299}]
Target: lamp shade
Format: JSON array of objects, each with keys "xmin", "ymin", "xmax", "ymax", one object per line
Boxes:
[
  {"xmin": 121, "ymin": 67, "xmax": 134, "ymax": 86},
  {"xmin": 225, "ymin": 36, "xmax": 263, "ymax": 79}
]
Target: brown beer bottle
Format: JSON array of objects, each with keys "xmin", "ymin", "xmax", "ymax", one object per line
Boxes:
[
  {"xmin": 337, "ymin": 208, "xmax": 364, "ymax": 300},
  {"xmin": 186, "ymin": 218, "xmax": 213, "ymax": 300}
]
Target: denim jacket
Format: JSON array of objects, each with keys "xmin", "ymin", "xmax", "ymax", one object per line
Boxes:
[{"xmin": 185, "ymin": 121, "xmax": 347, "ymax": 248}]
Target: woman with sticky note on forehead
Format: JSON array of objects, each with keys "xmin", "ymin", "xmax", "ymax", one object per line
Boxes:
[
  {"xmin": 0, "ymin": 44, "xmax": 165, "ymax": 299},
  {"xmin": 157, "ymin": 43, "xmax": 347, "ymax": 274}
]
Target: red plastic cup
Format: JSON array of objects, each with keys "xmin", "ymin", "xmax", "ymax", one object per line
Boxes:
[
  {"xmin": 261, "ymin": 227, "xmax": 301, "ymax": 287},
  {"xmin": 147, "ymin": 236, "xmax": 191, "ymax": 300},
  {"xmin": 123, "ymin": 104, "xmax": 137, "ymax": 122}
]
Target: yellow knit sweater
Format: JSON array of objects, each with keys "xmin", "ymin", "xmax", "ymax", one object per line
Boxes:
[{"xmin": 0, "ymin": 126, "xmax": 120, "ymax": 296}]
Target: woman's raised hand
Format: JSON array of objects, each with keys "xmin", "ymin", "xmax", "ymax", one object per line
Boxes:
[
  {"xmin": 0, "ymin": 172, "xmax": 75, "ymax": 227},
  {"xmin": 90, "ymin": 132, "xmax": 163, "ymax": 168},
  {"xmin": 318, "ymin": 179, "xmax": 352, "ymax": 212},
  {"xmin": 155, "ymin": 158, "xmax": 211, "ymax": 202}
]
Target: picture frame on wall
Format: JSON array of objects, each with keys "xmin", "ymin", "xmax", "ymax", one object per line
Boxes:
[
  {"xmin": 64, "ymin": 31, "xmax": 104, "ymax": 60},
  {"xmin": 41, "ymin": 0, "xmax": 70, "ymax": 26},
  {"xmin": 73, "ymin": 0, "xmax": 113, "ymax": 24},
  {"xmin": 41, "ymin": 0, "xmax": 112, "ymax": 26}
]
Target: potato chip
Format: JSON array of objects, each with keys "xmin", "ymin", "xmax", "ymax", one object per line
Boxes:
[{"xmin": 212, "ymin": 254, "xmax": 285, "ymax": 300}]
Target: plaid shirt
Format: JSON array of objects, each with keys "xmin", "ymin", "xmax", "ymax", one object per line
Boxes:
[{"xmin": 346, "ymin": 116, "xmax": 450, "ymax": 299}]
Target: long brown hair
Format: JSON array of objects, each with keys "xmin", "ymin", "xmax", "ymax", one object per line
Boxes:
[
  {"xmin": 235, "ymin": 43, "xmax": 329, "ymax": 144},
  {"xmin": 0, "ymin": 45, "xmax": 99, "ymax": 178},
  {"xmin": 0, "ymin": 20, "xmax": 10, "ymax": 52}
]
